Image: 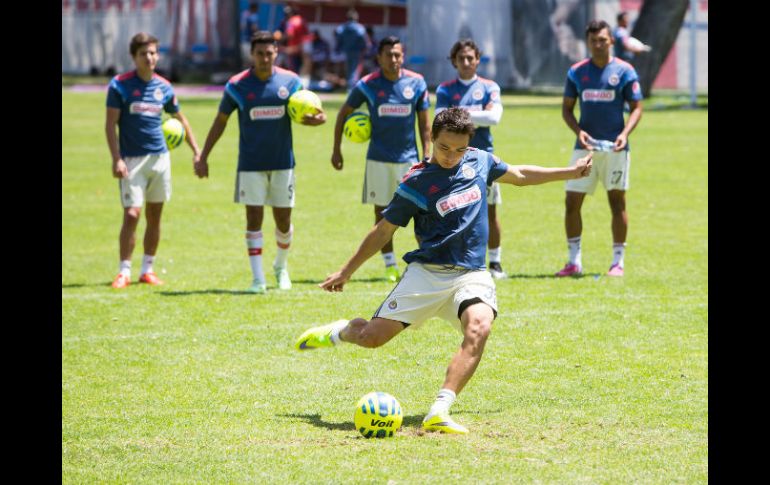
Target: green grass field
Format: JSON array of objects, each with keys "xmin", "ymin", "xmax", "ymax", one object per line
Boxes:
[{"xmin": 62, "ymin": 90, "xmax": 707, "ymax": 483}]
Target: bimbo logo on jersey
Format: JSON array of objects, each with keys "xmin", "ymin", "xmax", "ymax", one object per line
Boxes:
[
  {"xmin": 582, "ymin": 90, "xmax": 615, "ymax": 102},
  {"xmin": 249, "ymin": 106, "xmax": 286, "ymax": 120},
  {"xmin": 436, "ymin": 185, "xmax": 481, "ymax": 217},
  {"xmin": 378, "ymin": 104, "xmax": 411, "ymax": 117},
  {"xmin": 129, "ymin": 102, "xmax": 163, "ymax": 116}
]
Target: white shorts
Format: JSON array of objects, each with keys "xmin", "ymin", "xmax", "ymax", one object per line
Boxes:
[
  {"xmin": 235, "ymin": 169, "xmax": 295, "ymax": 207},
  {"xmin": 565, "ymin": 149, "xmax": 630, "ymax": 194},
  {"xmin": 119, "ymin": 152, "xmax": 171, "ymax": 208},
  {"xmin": 363, "ymin": 159, "xmax": 415, "ymax": 206},
  {"xmin": 374, "ymin": 262, "xmax": 498, "ymax": 334},
  {"xmin": 487, "ymin": 181, "xmax": 502, "ymax": 205}
]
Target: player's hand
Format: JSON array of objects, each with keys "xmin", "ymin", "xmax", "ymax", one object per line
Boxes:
[
  {"xmin": 573, "ymin": 152, "xmax": 592, "ymax": 178},
  {"xmin": 578, "ymin": 130, "xmax": 594, "ymax": 150},
  {"xmin": 194, "ymin": 158, "xmax": 209, "ymax": 178},
  {"xmin": 112, "ymin": 159, "xmax": 128, "ymax": 179},
  {"xmin": 331, "ymin": 151, "xmax": 344, "ymax": 171},
  {"xmin": 319, "ymin": 270, "xmax": 350, "ymax": 292},
  {"xmin": 613, "ymin": 134, "xmax": 628, "ymax": 152},
  {"xmin": 301, "ymin": 110, "xmax": 327, "ymax": 126}
]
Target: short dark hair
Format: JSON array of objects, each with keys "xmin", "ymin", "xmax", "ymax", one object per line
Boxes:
[
  {"xmin": 432, "ymin": 107, "xmax": 476, "ymax": 141},
  {"xmin": 449, "ymin": 38, "xmax": 481, "ymax": 63},
  {"xmin": 346, "ymin": 9, "xmax": 359, "ymax": 21},
  {"xmin": 378, "ymin": 36, "xmax": 401, "ymax": 55},
  {"xmin": 585, "ymin": 19, "xmax": 612, "ymax": 38},
  {"xmin": 129, "ymin": 32, "xmax": 159, "ymax": 57},
  {"xmin": 251, "ymin": 30, "xmax": 277, "ymax": 51},
  {"xmin": 616, "ymin": 11, "xmax": 628, "ymax": 23}
]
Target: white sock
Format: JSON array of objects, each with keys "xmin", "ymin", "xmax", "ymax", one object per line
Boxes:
[
  {"xmin": 119, "ymin": 260, "xmax": 132, "ymax": 277},
  {"xmin": 612, "ymin": 242, "xmax": 626, "ymax": 267},
  {"xmin": 246, "ymin": 230, "xmax": 265, "ymax": 283},
  {"xmin": 140, "ymin": 254, "xmax": 155, "ymax": 276},
  {"xmin": 427, "ymin": 388, "xmax": 456, "ymax": 417},
  {"xmin": 329, "ymin": 319, "xmax": 349, "ymax": 345},
  {"xmin": 568, "ymin": 236, "xmax": 582, "ymax": 266},
  {"xmin": 488, "ymin": 247, "xmax": 501, "ymax": 264},
  {"xmin": 382, "ymin": 251, "xmax": 397, "ymax": 267},
  {"xmin": 274, "ymin": 224, "xmax": 293, "ymax": 269}
]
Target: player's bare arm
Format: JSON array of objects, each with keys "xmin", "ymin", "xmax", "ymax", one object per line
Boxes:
[
  {"xmin": 417, "ymin": 109, "xmax": 431, "ymax": 159},
  {"xmin": 614, "ymin": 99, "xmax": 642, "ymax": 151},
  {"xmin": 331, "ymin": 103, "xmax": 356, "ymax": 170},
  {"xmin": 562, "ymin": 96, "xmax": 593, "ymax": 150},
  {"xmin": 105, "ymin": 107, "xmax": 128, "ymax": 179},
  {"xmin": 498, "ymin": 153, "xmax": 592, "ymax": 186},
  {"xmin": 171, "ymin": 112, "xmax": 202, "ymax": 167},
  {"xmin": 196, "ymin": 112, "xmax": 230, "ymax": 177},
  {"xmin": 320, "ymin": 218, "xmax": 399, "ymax": 292}
]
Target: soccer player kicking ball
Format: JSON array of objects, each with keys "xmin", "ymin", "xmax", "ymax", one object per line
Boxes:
[{"xmin": 295, "ymin": 108, "xmax": 592, "ymax": 434}]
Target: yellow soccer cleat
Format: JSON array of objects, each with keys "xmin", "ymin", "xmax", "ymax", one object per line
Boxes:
[
  {"xmin": 385, "ymin": 265, "xmax": 400, "ymax": 283},
  {"xmin": 421, "ymin": 414, "xmax": 469, "ymax": 434},
  {"xmin": 294, "ymin": 320, "xmax": 347, "ymax": 350}
]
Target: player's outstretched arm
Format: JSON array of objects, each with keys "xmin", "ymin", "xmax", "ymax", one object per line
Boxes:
[
  {"xmin": 320, "ymin": 219, "xmax": 399, "ymax": 292},
  {"xmin": 497, "ymin": 153, "xmax": 592, "ymax": 186},
  {"xmin": 331, "ymin": 103, "xmax": 355, "ymax": 170}
]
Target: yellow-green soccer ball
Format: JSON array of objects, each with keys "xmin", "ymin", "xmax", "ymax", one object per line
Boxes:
[
  {"xmin": 287, "ymin": 89, "xmax": 322, "ymax": 123},
  {"xmin": 162, "ymin": 118, "xmax": 185, "ymax": 150},
  {"xmin": 354, "ymin": 392, "xmax": 403, "ymax": 438},
  {"xmin": 343, "ymin": 111, "xmax": 371, "ymax": 143}
]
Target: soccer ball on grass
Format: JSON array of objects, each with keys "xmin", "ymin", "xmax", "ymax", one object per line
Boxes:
[{"xmin": 354, "ymin": 391, "xmax": 403, "ymax": 438}]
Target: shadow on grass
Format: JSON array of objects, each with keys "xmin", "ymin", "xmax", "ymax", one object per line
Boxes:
[
  {"xmin": 279, "ymin": 413, "xmax": 427, "ymax": 431},
  {"xmin": 502, "ymin": 272, "xmax": 602, "ymax": 280}
]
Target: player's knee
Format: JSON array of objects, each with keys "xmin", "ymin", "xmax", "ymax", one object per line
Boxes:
[
  {"xmin": 124, "ymin": 208, "xmax": 142, "ymax": 222},
  {"xmin": 464, "ymin": 317, "xmax": 492, "ymax": 345}
]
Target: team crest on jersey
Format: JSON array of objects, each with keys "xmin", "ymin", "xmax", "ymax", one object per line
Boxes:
[
  {"xmin": 153, "ymin": 87, "xmax": 164, "ymax": 101},
  {"xmin": 632, "ymin": 81, "xmax": 640, "ymax": 93},
  {"xmin": 472, "ymin": 89, "xmax": 484, "ymax": 100},
  {"xmin": 277, "ymin": 86, "xmax": 290, "ymax": 99},
  {"xmin": 461, "ymin": 164, "xmax": 476, "ymax": 179},
  {"xmin": 249, "ymin": 105, "xmax": 286, "ymax": 120},
  {"xmin": 402, "ymin": 86, "xmax": 414, "ymax": 99},
  {"xmin": 608, "ymin": 74, "xmax": 620, "ymax": 86}
]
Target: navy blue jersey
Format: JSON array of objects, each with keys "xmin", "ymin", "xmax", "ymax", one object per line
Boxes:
[
  {"xmin": 435, "ymin": 76, "xmax": 501, "ymax": 152},
  {"xmin": 613, "ymin": 26, "xmax": 634, "ymax": 61},
  {"xmin": 106, "ymin": 71, "xmax": 179, "ymax": 157},
  {"xmin": 382, "ymin": 148, "xmax": 509, "ymax": 269},
  {"xmin": 219, "ymin": 67, "xmax": 303, "ymax": 171},
  {"xmin": 346, "ymin": 69, "xmax": 430, "ymax": 164},
  {"xmin": 564, "ymin": 57, "xmax": 643, "ymax": 151}
]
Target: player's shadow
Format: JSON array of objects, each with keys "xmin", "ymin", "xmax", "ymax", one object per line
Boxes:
[
  {"xmin": 499, "ymin": 272, "xmax": 603, "ymax": 280},
  {"xmin": 280, "ymin": 413, "xmax": 426, "ymax": 431}
]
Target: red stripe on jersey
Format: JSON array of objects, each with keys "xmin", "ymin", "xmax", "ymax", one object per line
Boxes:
[
  {"xmin": 570, "ymin": 58, "xmax": 591, "ymax": 70},
  {"xmin": 476, "ymin": 76, "xmax": 496, "ymax": 85},
  {"xmin": 402, "ymin": 161, "xmax": 428, "ymax": 182},
  {"xmin": 612, "ymin": 57, "xmax": 635, "ymax": 70},
  {"xmin": 116, "ymin": 71, "xmax": 137, "ymax": 81},
  {"xmin": 228, "ymin": 69, "xmax": 252, "ymax": 84},
  {"xmin": 274, "ymin": 66, "xmax": 298, "ymax": 76},
  {"xmin": 248, "ymin": 248, "xmax": 263, "ymax": 256},
  {"xmin": 362, "ymin": 70, "xmax": 381, "ymax": 83},
  {"xmin": 439, "ymin": 79, "xmax": 457, "ymax": 88}
]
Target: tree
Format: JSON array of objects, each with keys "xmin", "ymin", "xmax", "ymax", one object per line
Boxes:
[{"xmin": 630, "ymin": 0, "xmax": 689, "ymax": 98}]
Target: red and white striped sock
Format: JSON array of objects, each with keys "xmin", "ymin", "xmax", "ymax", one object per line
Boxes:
[
  {"xmin": 246, "ymin": 230, "xmax": 265, "ymax": 283},
  {"xmin": 274, "ymin": 224, "xmax": 293, "ymax": 269}
]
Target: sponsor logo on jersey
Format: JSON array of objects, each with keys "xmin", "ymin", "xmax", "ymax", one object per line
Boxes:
[
  {"xmin": 632, "ymin": 81, "xmax": 640, "ymax": 94},
  {"xmin": 472, "ymin": 89, "xmax": 483, "ymax": 100},
  {"xmin": 277, "ymin": 86, "xmax": 290, "ymax": 99},
  {"xmin": 461, "ymin": 164, "xmax": 476, "ymax": 179},
  {"xmin": 436, "ymin": 185, "xmax": 481, "ymax": 216},
  {"xmin": 378, "ymin": 104, "xmax": 412, "ymax": 117},
  {"xmin": 402, "ymin": 86, "xmax": 414, "ymax": 99},
  {"xmin": 490, "ymin": 91, "xmax": 500, "ymax": 101},
  {"xmin": 377, "ymin": 90, "xmax": 386, "ymax": 98},
  {"xmin": 132, "ymin": 89, "xmax": 142, "ymax": 97},
  {"xmin": 129, "ymin": 102, "xmax": 163, "ymax": 116},
  {"xmin": 428, "ymin": 184, "xmax": 440, "ymax": 195},
  {"xmin": 582, "ymin": 89, "xmax": 615, "ymax": 102},
  {"xmin": 452, "ymin": 93, "xmax": 462, "ymax": 101},
  {"xmin": 247, "ymin": 92, "xmax": 256, "ymax": 100},
  {"xmin": 153, "ymin": 87, "xmax": 164, "ymax": 101},
  {"xmin": 249, "ymin": 105, "xmax": 286, "ymax": 120},
  {"xmin": 608, "ymin": 74, "xmax": 620, "ymax": 86}
]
